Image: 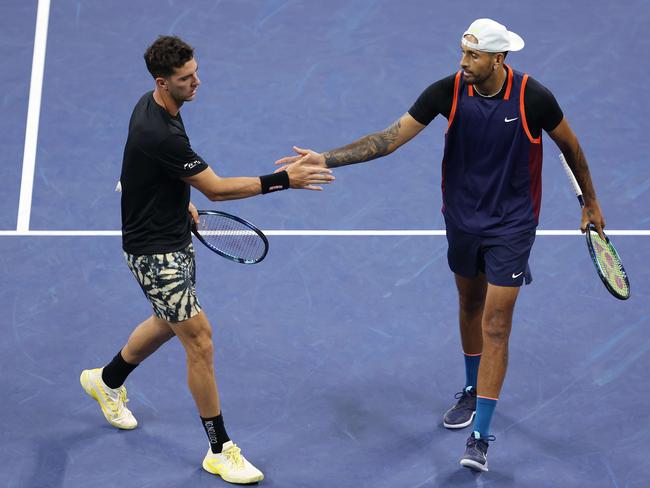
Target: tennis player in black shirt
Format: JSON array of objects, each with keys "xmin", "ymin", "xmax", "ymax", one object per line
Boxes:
[{"xmin": 80, "ymin": 35, "xmax": 333, "ymax": 484}]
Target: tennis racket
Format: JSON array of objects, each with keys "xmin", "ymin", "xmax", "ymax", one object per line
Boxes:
[
  {"xmin": 192, "ymin": 210, "xmax": 269, "ymax": 264},
  {"xmin": 559, "ymin": 154, "xmax": 630, "ymax": 300}
]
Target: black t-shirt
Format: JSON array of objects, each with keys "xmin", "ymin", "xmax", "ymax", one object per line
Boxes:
[
  {"xmin": 120, "ymin": 92, "xmax": 208, "ymax": 254},
  {"xmin": 408, "ymin": 71, "xmax": 563, "ymax": 138}
]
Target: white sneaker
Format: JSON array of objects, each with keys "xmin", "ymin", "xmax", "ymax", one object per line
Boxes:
[
  {"xmin": 202, "ymin": 441, "xmax": 264, "ymax": 484},
  {"xmin": 80, "ymin": 368, "xmax": 137, "ymax": 430}
]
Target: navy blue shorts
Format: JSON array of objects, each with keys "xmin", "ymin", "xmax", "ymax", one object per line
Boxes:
[{"xmin": 445, "ymin": 222, "xmax": 536, "ymax": 287}]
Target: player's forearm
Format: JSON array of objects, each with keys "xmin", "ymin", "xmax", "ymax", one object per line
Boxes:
[
  {"xmin": 206, "ymin": 170, "xmax": 292, "ymax": 201},
  {"xmin": 206, "ymin": 176, "xmax": 262, "ymax": 201},
  {"xmin": 323, "ymin": 120, "xmax": 401, "ymax": 168}
]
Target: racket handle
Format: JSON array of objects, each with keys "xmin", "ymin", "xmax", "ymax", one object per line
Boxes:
[{"xmin": 559, "ymin": 153, "xmax": 585, "ymax": 208}]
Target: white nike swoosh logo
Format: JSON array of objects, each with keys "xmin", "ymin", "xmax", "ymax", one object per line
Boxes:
[
  {"xmin": 512, "ymin": 272, "xmax": 523, "ymax": 279},
  {"xmin": 504, "ymin": 117, "xmax": 519, "ymax": 123}
]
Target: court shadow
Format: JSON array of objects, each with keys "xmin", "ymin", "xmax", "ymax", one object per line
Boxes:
[
  {"xmin": 437, "ymin": 467, "xmax": 516, "ymax": 487},
  {"xmin": 15, "ymin": 426, "xmax": 107, "ymax": 488}
]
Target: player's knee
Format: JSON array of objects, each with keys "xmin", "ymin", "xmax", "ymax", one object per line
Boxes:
[
  {"xmin": 483, "ymin": 313, "xmax": 511, "ymax": 344},
  {"xmin": 459, "ymin": 294, "xmax": 484, "ymax": 315},
  {"xmin": 179, "ymin": 321, "xmax": 214, "ymax": 363},
  {"xmin": 185, "ymin": 335, "xmax": 214, "ymax": 365}
]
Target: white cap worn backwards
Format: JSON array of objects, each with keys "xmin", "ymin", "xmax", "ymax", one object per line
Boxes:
[{"xmin": 462, "ymin": 18, "xmax": 525, "ymax": 53}]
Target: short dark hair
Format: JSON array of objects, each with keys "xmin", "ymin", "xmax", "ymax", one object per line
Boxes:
[{"xmin": 144, "ymin": 36, "xmax": 194, "ymax": 78}]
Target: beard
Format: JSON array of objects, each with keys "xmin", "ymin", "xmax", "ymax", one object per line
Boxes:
[
  {"xmin": 170, "ymin": 88, "xmax": 195, "ymax": 106},
  {"xmin": 464, "ymin": 70, "xmax": 491, "ymax": 85}
]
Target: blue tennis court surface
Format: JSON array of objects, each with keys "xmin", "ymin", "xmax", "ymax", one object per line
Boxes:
[
  {"xmin": 0, "ymin": 2, "xmax": 36, "ymax": 229},
  {"xmin": 2, "ymin": 1, "xmax": 649, "ymax": 487}
]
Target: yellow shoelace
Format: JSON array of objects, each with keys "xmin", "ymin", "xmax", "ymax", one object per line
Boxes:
[
  {"xmin": 223, "ymin": 445, "xmax": 244, "ymax": 469},
  {"xmin": 105, "ymin": 386, "xmax": 129, "ymax": 415}
]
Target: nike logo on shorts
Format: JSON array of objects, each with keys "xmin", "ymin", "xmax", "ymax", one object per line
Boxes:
[
  {"xmin": 512, "ymin": 272, "xmax": 524, "ymax": 279},
  {"xmin": 504, "ymin": 117, "xmax": 519, "ymax": 123}
]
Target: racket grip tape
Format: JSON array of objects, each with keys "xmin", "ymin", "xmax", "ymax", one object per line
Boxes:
[{"xmin": 559, "ymin": 153, "xmax": 585, "ymax": 207}]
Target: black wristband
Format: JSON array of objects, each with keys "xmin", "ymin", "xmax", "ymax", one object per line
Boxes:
[{"xmin": 260, "ymin": 171, "xmax": 290, "ymax": 194}]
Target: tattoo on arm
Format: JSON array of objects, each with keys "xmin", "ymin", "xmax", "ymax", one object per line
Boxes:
[{"xmin": 323, "ymin": 119, "xmax": 402, "ymax": 168}]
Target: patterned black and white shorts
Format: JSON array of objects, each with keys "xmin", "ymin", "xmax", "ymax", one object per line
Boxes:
[{"xmin": 124, "ymin": 243, "xmax": 202, "ymax": 323}]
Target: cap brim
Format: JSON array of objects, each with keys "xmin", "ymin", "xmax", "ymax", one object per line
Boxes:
[{"xmin": 507, "ymin": 31, "xmax": 525, "ymax": 51}]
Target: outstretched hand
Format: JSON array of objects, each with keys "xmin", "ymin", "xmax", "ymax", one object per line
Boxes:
[
  {"xmin": 275, "ymin": 146, "xmax": 326, "ymax": 168},
  {"xmin": 274, "ymin": 149, "xmax": 334, "ymax": 191}
]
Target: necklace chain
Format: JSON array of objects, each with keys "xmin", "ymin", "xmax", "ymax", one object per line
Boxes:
[{"xmin": 474, "ymin": 74, "xmax": 507, "ymax": 98}]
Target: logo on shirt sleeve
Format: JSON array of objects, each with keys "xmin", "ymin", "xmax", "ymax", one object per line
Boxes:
[{"xmin": 184, "ymin": 160, "xmax": 202, "ymax": 170}]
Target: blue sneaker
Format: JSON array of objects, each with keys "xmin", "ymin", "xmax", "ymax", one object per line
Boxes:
[
  {"xmin": 460, "ymin": 431, "xmax": 495, "ymax": 472},
  {"xmin": 443, "ymin": 386, "xmax": 476, "ymax": 429}
]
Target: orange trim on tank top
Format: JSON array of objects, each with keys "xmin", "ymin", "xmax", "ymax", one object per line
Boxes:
[
  {"xmin": 520, "ymin": 74, "xmax": 541, "ymax": 143},
  {"xmin": 446, "ymin": 71, "xmax": 462, "ymax": 132},
  {"xmin": 503, "ymin": 64, "xmax": 513, "ymax": 100}
]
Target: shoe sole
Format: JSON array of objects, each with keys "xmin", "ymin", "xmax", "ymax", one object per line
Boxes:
[
  {"xmin": 80, "ymin": 370, "xmax": 137, "ymax": 430},
  {"xmin": 460, "ymin": 458, "xmax": 488, "ymax": 472},
  {"xmin": 202, "ymin": 459, "xmax": 264, "ymax": 484},
  {"xmin": 443, "ymin": 410, "xmax": 475, "ymax": 429}
]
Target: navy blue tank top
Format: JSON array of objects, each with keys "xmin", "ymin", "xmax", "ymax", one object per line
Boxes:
[{"xmin": 442, "ymin": 66, "xmax": 543, "ymax": 236}]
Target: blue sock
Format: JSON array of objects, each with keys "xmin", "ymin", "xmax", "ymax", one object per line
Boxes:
[
  {"xmin": 473, "ymin": 396, "xmax": 497, "ymax": 437},
  {"xmin": 464, "ymin": 353, "xmax": 481, "ymax": 390}
]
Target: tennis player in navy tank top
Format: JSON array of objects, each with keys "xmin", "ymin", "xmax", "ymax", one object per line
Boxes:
[
  {"xmin": 277, "ymin": 18, "xmax": 606, "ymax": 473},
  {"xmin": 443, "ymin": 66, "xmax": 542, "ymax": 237}
]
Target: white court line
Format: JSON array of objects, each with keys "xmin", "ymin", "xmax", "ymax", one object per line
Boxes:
[
  {"xmin": 17, "ymin": 0, "xmax": 52, "ymax": 232},
  {"xmin": 0, "ymin": 230, "xmax": 649, "ymax": 237}
]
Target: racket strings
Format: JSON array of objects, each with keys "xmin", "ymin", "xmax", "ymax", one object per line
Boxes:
[
  {"xmin": 590, "ymin": 231, "xmax": 629, "ymax": 296},
  {"xmin": 197, "ymin": 213, "xmax": 266, "ymax": 262}
]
